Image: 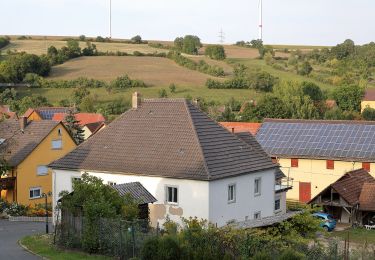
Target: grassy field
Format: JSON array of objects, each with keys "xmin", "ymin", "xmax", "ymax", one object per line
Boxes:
[
  {"xmin": 332, "ymin": 228, "xmax": 375, "ymax": 244},
  {"xmin": 47, "ymin": 56, "xmax": 230, "ymax": 86},
  {"xmin": 20, "ymin": 234, "xmax": 111, "ymax": 260},
  {"xmin": 2, "ymin": 40, "xmax": 163, "ymax": 55}
]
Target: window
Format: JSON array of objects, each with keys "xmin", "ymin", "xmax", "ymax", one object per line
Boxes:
[
  {"xmin": 37, "ymin": 165, "xmax": 48, "ymax": 176},
  {"xmin": 52, "ymin": 139, "xmax": 62, "ymax": 149},
  {"xmin": 326, "ymin": 160, "xmax": 334, "ymax": 170},
  {"xmin": 228, "ymin": 184, "xmax": 236, "ymax": 203},
  {"xmin": 29, "ymin": 187, "xmax": 41, "ymax": 199},
  {"xmin": 274, "ymin": 198, "xmax": 281, "ymax": 211},
  {"xmin": 166, "ymin": 186, "xmax": 178, "ymax": 204},
  {"xmin": 108, "ymin": 181, "xmax": 117, "ymax": 186},
  {"xmin": 254, "ymin": 211, "xmax": 261, "ymax": 220},
  {"xmin": 254, "ymin": 178, "xmax": 261, "ymax": 196},
  {"xmin": 58, "ymin": 128, "xmax": 62, "ymax": 136},
  {"xmin": 291, "ymin": 158, "xmax": 299, "ymax": 167},
  {"xmin": 363, "ymin": 162, "xmax": 371, "ymax": 172}
]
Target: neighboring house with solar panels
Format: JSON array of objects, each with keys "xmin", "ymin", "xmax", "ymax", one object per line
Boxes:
[
  {"xmin": 256, "ymin": 119, "xmax": 375, "ymax": 203},
  {"xmin": 361, "ymin": 89, "xmax": 375, "ymax": 112},
  {"xmin": 50, "ymin": 93, "xmax": 289, "ymax": 227}
]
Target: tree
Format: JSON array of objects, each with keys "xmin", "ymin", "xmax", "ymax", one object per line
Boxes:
[
  {"xmin": 72, "ymin": 86, "xmax": 90, "ymax": 105},
  {"xmin": 331, "ymin": 39, "xmax": 355, "ymax": 60},
  {"xmin": 333, "ymin": 85, "xmax": 364, "ymax": 112},
  {"xmin": 298, "ymin": 61, "xmax": 313, "ymax": 76},
  {"xmin": 10, "ymin": 94, "xmax": 50, "ymax": 114},
  {"xmin": 169, "ymin": 83, "xmax": 176, "ymax": 93},
  {"xmin": 182, "ymin": 35, "xmax": 202, "ymax": 55},
  {"xmin": 362, "ymin": 107, "xmax": 375, "ymax": 121},
  {"xmin": 159, "ymin": 89, "xmax": 168, "ymax": 98},
  {"xmin": 255, "ymin": 95, "xmax": 290, "ymax": 119},
  {"xmin": 131, "ymin": 35, "xmax": 142, "ymax": 44},
  {"xmin": 79, "ymin": 35, "xmax": 86, "ymax": 41},
  {"xmin": 79, "ymin": 95, "xmax": 96, "ymax": 113},
  {"xmin": 64, "ymin": 109, "xmax": 85, "ymax": 144},
  {"xmin": 174, "ymin": 37, "xmax": 184, "ymax": 51},
  {"xmin": 205, "ymin": 45, "xmax": 226, "ymax": 60},
  {"xmin": 66, "ymin": 39, "xmax": 81, "ymax": 58},
  {"xmin": 301, "ymin": 81, "xmax": 323, "ymax": 102},
  {"xmin": 251, "ymin": 72, "xmax": 277, "ymax": 92}
]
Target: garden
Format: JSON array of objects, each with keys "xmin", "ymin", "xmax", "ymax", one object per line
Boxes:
[{"xmin": 0, "ymin": 198, "xmax": 52, "ymax": 218}]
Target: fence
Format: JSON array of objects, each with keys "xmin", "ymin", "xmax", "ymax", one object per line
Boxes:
[{"xmin": 55, "ymin": 210, "xmax": 158, "ymax": 259}]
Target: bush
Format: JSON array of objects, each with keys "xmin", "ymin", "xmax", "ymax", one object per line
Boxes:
[
  {"xmin": 174, "ymin": 35, "xmax": 202, "ymax": 55},
  {"xmin": 362, "ymin": 107, "xmax": 375, "ymax": 120},
  {"xmin": 298, "ymin": 61, "xmax": 313, "ymax": 76},
  {"xmin": 205, "ymin": 45, "xmax": 226, "ymax": 60},
  {"xmin": 159, "ymin": 89, "xmax": 168, "ymax": 98},
  {"xmin": 4, "ymin": 202, "xmax": 27, "ymax": 216},
  {"xmin": 169, "ymin": 83, "xmax": 176, "ymax": 93},
  {"xmin": 131, "ymin": 35, "xmax": 143, "ymax": 44},
  {"xmin": 110, "ymin": 75, "xmax": 147, "ymax": 89},
  {"xmin": 0, "ymin": 36, "xmax": 10, "ymax": 49},
  {"xmin": 141, "ymin": 237, "xmax": 160, "ymax": 260}
]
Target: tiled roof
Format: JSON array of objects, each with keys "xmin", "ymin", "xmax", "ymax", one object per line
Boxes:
[
  {"xmin": 23, "ymin": 107, "xmax": 75, "ymax": 120},
  {"xmin": 359, "ymin": 183, "xmax": 375, "ymax": 211},
  {"xmin": 219, "ymin": 122, "xmax": 262, "ymax": 135},
  {"xmin": 50, "ymin": 99, "xmax": 277, "ymax": 181},
  {"xmin": 363, "ymin": 89, "xmax": 375, "ymax": 101},
  {"xmin": 85, "ymin": 122, "xmax": 105, "ymax": 133},
  {"xmin": 52, "ymin": 113, "xmax": 105, "ymax": 126},
  {"xmin": 256, "ymin": 119, "xmax": 375, "ymax": 161},
  {"xmin": 112, "ymin": 182, "xmax": 157, "ymax": 204},
  {"xmin": 0, "ymin": 119, "xmax": 60, "ymax": 166}
]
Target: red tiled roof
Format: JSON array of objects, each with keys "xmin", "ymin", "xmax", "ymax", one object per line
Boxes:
[
  {"xmin": 359, "ymin": 183, "xmax": 375, "ymax": 211},
  {"xmin": 52, "ymin": 113, "xmax": 105, "ymax": 126},
  {"xmin": 23, "ymin": 108, "xmax": 36, "ymax": 118},
  {"xmin": 219, "ymin": 122, "xmax": 262, "ymax": 135},
  {"xmin": 363, "ymin": 89, "xmax": 375, "ymax": 101}
]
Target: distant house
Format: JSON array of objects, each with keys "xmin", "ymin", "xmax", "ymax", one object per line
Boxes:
[
  {"xmin": 50, "ymin": 93, "xmax": 289, "ymax": 227},
  {"xmin": 219, "ymin": 122, "xmax": 262, "ymax": 135},
  {"xmin": 361, "ymin": 89, "xmax": 375, "ymax": 112},
  {"xmin": 256, "ymin": 119, "xmax": 375, "ymax": 203},
  {"xmin": 0, "ymin": 105, "xmax": 17, "ymax": 119},
  {"xmin": 309, "ymin": 169, "xmax": 375, "ymax": 225},
  {"xmin": 0, "ymin": 117, "xmax": 76, "ymax": 205},
  {"xmin": 23, "ymin": 107, "xmax": 106, "ymax": 139}
]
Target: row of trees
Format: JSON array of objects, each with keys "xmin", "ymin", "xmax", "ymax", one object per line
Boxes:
[{"xmin": 174, "ymin": 35, "xmax": 202, "ymax": 55}]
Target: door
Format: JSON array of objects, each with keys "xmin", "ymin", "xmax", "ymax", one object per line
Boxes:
[{"xmin": 299, "ymin": 182, "xmax": 311, "ymax": 203}]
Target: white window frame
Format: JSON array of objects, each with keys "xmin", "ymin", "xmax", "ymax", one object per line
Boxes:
[
  {"xmin": 37, "ymin": 165, "xmax": 48, "ymax": 176},
  {"xmin": 51, "ymin": 139, "xmax": 62, "ymax": 150},
  {"xmin": 254, "ymin": 177, "xmax": 261, "ymax": 196},
  {"xmin": 165, "ymin": 185, "xmax": 178, "ymax": 205},
  {"xmin": 228, "ymin": 183, "xmax": 236, "ymax": 204},
  {"xmin": 274, "ymin": 196, "xmax": 281, "ymax": 212},
  {"xmin": 29, "ymin": 187, "xmax": 42, "ymax": 199},
  {"xmin": 254, "ymin": 211, "xmax": 261, "ymax": 220}
]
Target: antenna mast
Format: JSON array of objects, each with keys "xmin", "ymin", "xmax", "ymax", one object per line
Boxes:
[
  {"xmin": 109, "ymin": 0, "xmax": 112, "ymax": 38},
  {"xmin": 258, "ymin": 0, "xmax": 263, "ymax": 41},
  {"xmin": 218, "ymin": 28, "xmax": 225, "ymax": 44}
]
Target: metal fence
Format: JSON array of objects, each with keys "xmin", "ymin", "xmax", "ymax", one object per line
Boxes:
[{"xmin": 55, "ymin": 210, "xmax": 158, "ymax": 259}]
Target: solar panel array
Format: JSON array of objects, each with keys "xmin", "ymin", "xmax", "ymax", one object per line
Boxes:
[
  {"xmin": 37, "ymin": 108, "xmax": 70, "ymax": 120},
  {"xmin": 256, "ymin": 121, "xmax": 375, "ymax": 160}
]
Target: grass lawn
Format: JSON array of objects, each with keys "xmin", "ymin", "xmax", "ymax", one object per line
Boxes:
[
  {"xmin": 332, "ymin": 228, "xmax": 375, "ymax": 244},
  {"xmin": 20, "ymin": 234, "xmax": 112, "ymax": 260}
]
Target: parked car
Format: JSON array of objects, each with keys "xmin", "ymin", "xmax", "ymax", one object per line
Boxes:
[{"xmin": 312, "ymin": 212, "xmax": 337, "ymax": 231}]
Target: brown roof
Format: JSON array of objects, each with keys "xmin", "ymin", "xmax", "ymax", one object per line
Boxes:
[
  {"xmin": 309, "ymin": 168, "xmax": 375, "ymax": 206},
  {"xmin": 363, "ymin": 89, "xmax": 375, "ymax": 101},
  {"xmin": 52, "ymin": 113, "xmax": 105, "ymax": 126},
  {"xmin": 85, "ymin": 121, "xmax": 105, "ymax": 133},
  {"xmin": 50, "ymin": 99, "xmax": 277, "ymax": 181},
  {"xmin": 0, "ymin": 119, "xmax": 61, "ymax": 167},
  {"xmin": 359, "ymin": 183, "xmax": 375, "ymax": 211},
  {"xmin": 219, "ymin": 122, "xmax": 262, "ymax": 135},
  {"xmin": 112, "ymin": 182, "xmax": 157, "ymax": 204},
  {"xmin": 23, "ymin": 107, "xmax": 76, "ymax": 120}
]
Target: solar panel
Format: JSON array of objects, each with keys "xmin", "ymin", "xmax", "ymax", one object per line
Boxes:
[{"xmin": 256, "ymin": 121, "xmax": 375, "ymax": 160}]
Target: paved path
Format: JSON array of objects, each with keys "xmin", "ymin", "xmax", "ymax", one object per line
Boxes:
[{"xmin": 0, "ymin": 220, "xmax": 49, "ymax": 260}]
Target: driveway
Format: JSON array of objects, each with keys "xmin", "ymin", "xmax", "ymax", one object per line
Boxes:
[{"xmin": 0, "ymin": 220, "xmax": 49, "ymax": 260}]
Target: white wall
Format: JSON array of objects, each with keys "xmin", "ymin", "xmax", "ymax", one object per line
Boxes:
[
  {"xmin": 52, "ymin": 169, "xmax": 209, "ymax": 227},
  {"xmin": 208, "ymin": 169, "xmax": 276, "ymax": 226}
]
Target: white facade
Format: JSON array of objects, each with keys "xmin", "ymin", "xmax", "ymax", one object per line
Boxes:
[{"xmin": 52, "ymin": 168, "xmax": 284, "ymax": 227}]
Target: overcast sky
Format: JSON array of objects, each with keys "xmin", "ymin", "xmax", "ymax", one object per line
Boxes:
[{"xmin": 2, "ymin": 0, "xmax": 374, "ymax": 46}]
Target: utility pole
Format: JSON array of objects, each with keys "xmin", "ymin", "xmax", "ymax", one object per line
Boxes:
[
  {"xmin": 258, "ymin": 0, "xmax": 263, "ymax": 41},
  {"xmin": 218, "ymin": 28, "xmax": 225, "ymax": 44}
]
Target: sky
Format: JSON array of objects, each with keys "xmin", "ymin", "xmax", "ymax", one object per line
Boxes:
[{"xmin": 2, "ymin": 0, "xmax": 374, "ymax": 46}]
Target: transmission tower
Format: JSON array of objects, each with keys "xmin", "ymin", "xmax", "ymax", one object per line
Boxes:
[{"xmin": 218, "ymin": 28, "xmax": 225, "ymax": 44}]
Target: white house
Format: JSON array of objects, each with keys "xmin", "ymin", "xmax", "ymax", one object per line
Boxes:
[{"xmin": 50, "ymin": 93, "xmax": 289, "ymax": 227}]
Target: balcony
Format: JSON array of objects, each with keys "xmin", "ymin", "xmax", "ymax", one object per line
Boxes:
[
  {"xmin": 275, "ymin": 177, "xmax": 293, "ymax": 193},
  {"xmin": 0, "ymin": 177, "xmax": 16, "ymax": 190}
]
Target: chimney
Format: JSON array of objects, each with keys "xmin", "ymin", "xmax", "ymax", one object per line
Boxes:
[
  {"xmin": 20, "ymin": 116, "xmax": 27, "ymax": 132},
  {"xmin": 132, "ymin": 92, "xmax": 141, "ymax": 109}
]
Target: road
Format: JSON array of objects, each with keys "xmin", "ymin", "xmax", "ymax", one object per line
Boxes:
[{"xmin": 0, "ymin": 220, "xmax": 49, "ymax": 260}]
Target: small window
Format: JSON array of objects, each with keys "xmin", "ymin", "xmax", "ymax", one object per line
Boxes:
[
  {"xmin": 254, "ymin": 211, "xmax": 261, "ymax": 220},
  {"xmin": 274, "ymin": 198, "xmax": 281, "ymax": 211},
  {"xmin": 166, "ymin": 186, "xmax": 178, "ymax": 204},
  {"xmin": 254, "ymin": 178, "xmax": 261, "ymax": 196},
  {"xmin": 291, "ymin": 158, "xmax": 299, "ymax": 167},
  {"xmin": 37, "ymin": 165, "xmax": 48, "ymax": 176},
  {"xmin": 108, "ymin": 181, "xmax": 117, "ymax": 186},
  {"xmin": 29, "ymin": 187, "xmax": 41, "ymax": 199},
  {"xmin": 326, "ymin": 160, "xmax": 334, "ymax": 170},
  {"xmin": 228, "ymin": 184, "xmax": 236, "ymax": 203},
  {"xmin": 58, "ymin": 128, "xmax": 62, "ymax": 136},
  {"xmin": 363, "ymin": 162, "xmax": 371, "ymax": 172},
  {"xmin": 52, "ymin": 139, "xmax": 62, "ymax": 149}
]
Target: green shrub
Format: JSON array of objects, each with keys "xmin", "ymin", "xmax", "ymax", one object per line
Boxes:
[
  {"xmin": 110, "ymin": 75, "xmax": 147, "ymax": 89},
  {"xmin": 158, "ymin": 236, "xmax": 180, "ymax": 260},
  {"xmin": 159, "ymin": 89, "xmax": 168, "ymax": 98},
  {"xmin": 141, "ymin": 237, "xmax": 160, "ymax": 260},
  {"xmin": 279, "ymin": 249, "xmax": 305, "ymax": 260},
  {"xmin": 0, "ymin": 36, "xmax": 10, "ymax": 49},
  {"xmin": 205, "ymin": 45, "xmax": 226, "ymax": 60}
]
